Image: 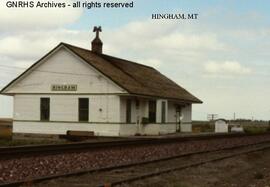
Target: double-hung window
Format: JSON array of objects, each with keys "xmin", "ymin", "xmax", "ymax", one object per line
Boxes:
[
  {"xmin": 161, "ymin": 101, "xmax": 166, "ymax": 123},
  {"xmin": 126, "ymin": 99, "xmax": 132, "ymax": 123},
  {"xmin": 148, "ymin": 100, "xmax": 156, "ymax": 123},
  {"xmin": 79, "ymin": 98, "xmax": 89, "ymax": 122},
  {"xmin": 40, "ymin": 98, "xmax": 50, "ymax": 121}
]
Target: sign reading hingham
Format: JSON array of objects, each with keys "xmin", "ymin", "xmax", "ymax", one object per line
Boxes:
[{"xmin": 51, "ymin": 84, "xmax": 77, "ymax": 91}]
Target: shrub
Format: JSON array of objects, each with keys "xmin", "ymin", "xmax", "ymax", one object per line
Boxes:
[{"xmin": 244, "ymin": 127, "xmax": 267, "ymax": 134}]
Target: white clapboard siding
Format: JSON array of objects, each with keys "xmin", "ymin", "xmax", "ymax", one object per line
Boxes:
[
  {"xmin": 14, "ymin": 95, "xmax": 121, "ymax": 122},
  {"xmin": 167, "ymin": 102, "xmax": 192, "ymax": 123},
  {"xmin": 167, "ymin": 101, "xmax": 176, "ymax": 123},
  {"xmin": 156, "ymin": 99, "xmax": 168, "ymax": 123},
  {"xmin": 13, "ymin": 121, "xmax": 179, "ymax": 136},
  {"xmin": 5, "ymin": 47, "xmax": 127, "ymax": 94},
  {"xmin": 13, "ymin": 121, "xmax": 121, "ymax": 136},
  {"xmin": 182, "ymin": 104, "xmax": 192, "ymax": 123}
]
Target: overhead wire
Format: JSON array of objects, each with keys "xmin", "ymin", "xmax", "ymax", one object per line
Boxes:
[
  {"xmin": 0, "ymin": 64, "xmax": 104, "ymax": 89},
  {"xmin": 0, "ymin": 64, "xmax": 100, "ymax": 77}
]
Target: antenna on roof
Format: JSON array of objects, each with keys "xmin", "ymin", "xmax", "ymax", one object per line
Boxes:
[{"xmin": 91, "ymin": 26, "xmax": 103, "ymax": 54}]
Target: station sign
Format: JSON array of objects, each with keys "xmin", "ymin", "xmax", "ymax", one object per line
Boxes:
[{"xmin": 51, "ymin": 84, "xmax": 77, "ymax": 91}]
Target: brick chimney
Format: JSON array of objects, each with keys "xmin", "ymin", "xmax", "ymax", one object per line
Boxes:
[{"xmin": 91, "ymin": 26, "xmax": 103, "ymax": 54}]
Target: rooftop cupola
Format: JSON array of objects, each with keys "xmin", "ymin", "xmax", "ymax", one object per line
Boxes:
[{"xmin": 91, "ymin": 26, "xmax": 103, "ymax": 54}]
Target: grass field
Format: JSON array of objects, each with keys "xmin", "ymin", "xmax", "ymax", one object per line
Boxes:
[
  {"xmin": 192, "ymin": 120, "xmax": 270, "ymax": 134},
  {"xmin": 0, "ymin": 127, "xmax": 12, "ymax": 139},
  {"xmin": 0, "ymin": 138, "xmax": 65, "ymax": 147},
  {"xmin": 0, "ymin": 118, "xmax": 66, "ymax": 146},
  {"xmin": 0, "ymin": 118, "xmax": 12, "ymax": 125},
  {"xmin": 0, "ymin": 119, "xmax": 269, "ymax": 147}
]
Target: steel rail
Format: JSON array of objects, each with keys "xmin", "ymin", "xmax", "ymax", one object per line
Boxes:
[
  {"xmin": 100, "ymin": 144, "xmax": 270, "ymax": 187},
  {"xmin": 0, "ymin": 132, "xmax": 268, "ymax": 157},
  {"xmin": 1, "ymin": 135, "xmax": 270, "ymax": 187}
]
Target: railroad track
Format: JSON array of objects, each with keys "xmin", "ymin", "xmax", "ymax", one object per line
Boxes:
[
  {"xmin": 97, "ymin": 142, "xmax": 270, "ymax": 187},
  {"xmin": 0, "ymin": 135, "xmax": 270, "ymax": 186},
  {"xmin": 0, "ymin": 132, "xmax": 267, "ymax": 157}
]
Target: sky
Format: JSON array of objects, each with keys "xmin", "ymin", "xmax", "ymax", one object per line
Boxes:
[{"xmin": 0, "ymin": 0, "xmax": 269, "ymax": 120}]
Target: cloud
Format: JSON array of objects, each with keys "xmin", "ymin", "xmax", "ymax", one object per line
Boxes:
[
  {"xmin": 138, "ymin": 59, "xmax": 162, "ymax": 68},
  {"xmin": 0, "ymin": 0, "xmax": 82, "ymax": 31},
  {"xmin": 204, "ymin": 61, "xmax": 252, "ymax": 75},
  {"xmin": 0, "ymin": 18, "xmax": 227, "ymax": 65},
  {"xmin": 106, "ymin": 19, "xmax": 227, "ymax": 55},
  {"xmin": 0, "ymin": 15, "xmax": 269, "ymax": 120},
  {"xmin": 0, "ymin": 29, "xmax": 89, "ymax": 60},
  {"xmin": 153, "ymin": 33, "xmax": 226, "ymax": 51}
]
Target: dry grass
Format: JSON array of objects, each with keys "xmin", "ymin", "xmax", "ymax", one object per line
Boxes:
[
  {"xmin": 243, "ymin": 126, "xmax": 270, "ymax": 134},
  {"xmin": 0, "ymin": 118, "xmax": 12, "ymax": 125},
  {"xmin": 192, "ymin": 120, "xmax": 270, "ymax": 133},
  {"xmin": 0, "ymin": 138, "xmax": 65, "ymax": 147},
  {"xmin": 192, "ymin": 121, "xmax": 214, "ymax": 133},
  {"xmin": 0, "ymin": 118, "xmax": 12, "ymax": 139},
  {"xmin": 0, "ymin": 126, "xmax": 12, "ymax": 139}
]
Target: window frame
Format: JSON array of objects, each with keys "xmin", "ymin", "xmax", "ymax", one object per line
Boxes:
[
  {"xmin": 78, "ymin": 98, "xmax": 89, "ymax": 122},
  {"xmin": 40, "ymin": 98, "xmax": 50, "ymax": 121},
  {"xmin": 126, "ymin": 99, "xmax": 132, "ymax": 123},
  {"xmin": 148, "ymin": 100, "xmax": 157, "ymax": 123},
  {"xmin": 161, "ymin": 101, "xmax": 166, "ymax": 123}
]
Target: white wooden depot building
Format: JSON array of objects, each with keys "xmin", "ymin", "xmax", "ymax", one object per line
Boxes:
[{"xmin": 0, "ymin": 27, "xmax": 202, "ymax": 138}]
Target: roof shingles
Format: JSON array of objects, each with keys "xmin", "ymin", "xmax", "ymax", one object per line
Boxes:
[{"xmin": 64, "ymin": 43, "xmax": 202, "ymax": 103}]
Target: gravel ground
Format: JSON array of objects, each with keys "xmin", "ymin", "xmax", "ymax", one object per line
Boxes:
[
  {"xmin": 1, "ymin": 134, "xmax": 270, "ymax": 184},
  {"xmin": 124, "ymin": 147, "xmax": 270, "ymax": 187},
  {"xmin": 34, "ymin": 141, "xmax": 270, "ymax": 187}
]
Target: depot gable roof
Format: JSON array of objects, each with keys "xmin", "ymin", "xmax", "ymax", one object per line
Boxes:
[{"xmin": 1, "ymin": 42, "xmax": 202, "ymax": 103}]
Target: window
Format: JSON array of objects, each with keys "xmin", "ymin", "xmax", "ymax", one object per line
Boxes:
[
  {"xmin": 79, "ymin": 98, "xmax": 89, "ymax": 122},
  {"xmin": 126, "ymin": 99, "xmax": 132, "ymax": 123},
  {"xmin": 148, "ymin": 100, "xmax": 156, "ymax": 123},
  {"xmin": 161, "ymin": 101, "xmax": 166, "ymax": 123},
  {"xmin": 40, "ymin": 98, "xmax": 50, "ymax": 121}
]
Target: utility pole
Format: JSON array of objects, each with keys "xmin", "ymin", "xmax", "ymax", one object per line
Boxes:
[{"xmin": 207, "ymin": 114, "xmax": 218, "ymax": 121}]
